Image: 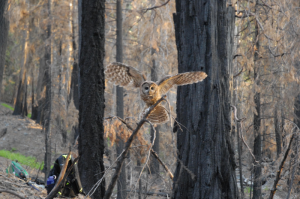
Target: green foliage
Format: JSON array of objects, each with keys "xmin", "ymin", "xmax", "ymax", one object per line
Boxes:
[
  {"xmin": 0, "ymin": 150, "xmax": 44, "ymax": 170},
  {"xmin": 10, "ymin": 147, "xmax": 17, "ymax": 152},
  {"xmin": 1, "ymin": 103, "xmax": 14, "ymax": 111},
  {"xmin": 1, "ymin": 103, "xmax": 32, "ymax": 118}
]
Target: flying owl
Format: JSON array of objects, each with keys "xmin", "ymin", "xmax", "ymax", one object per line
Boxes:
[{"xmin": 105, "ymin": 62, "xmax": 207, "ymax": 124}]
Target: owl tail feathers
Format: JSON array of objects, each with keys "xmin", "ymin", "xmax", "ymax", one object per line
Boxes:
[{"xmin": 139, "ymin": 105, "xmax": 169, "ymax": 124}]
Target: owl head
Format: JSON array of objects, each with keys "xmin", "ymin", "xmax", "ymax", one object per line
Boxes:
[{"xmin": 141, "ymin": 82, "xmax": 158, "ymax": 96}]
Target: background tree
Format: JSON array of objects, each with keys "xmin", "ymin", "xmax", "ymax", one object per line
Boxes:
[{"xmin": 115, "ymin": 0, "xmax": 127, "ymax": 198}]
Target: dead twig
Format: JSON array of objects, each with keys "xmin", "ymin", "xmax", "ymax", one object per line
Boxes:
[
  {"xmin": 233, "ymin": 67, "xmax": 244, "ymax": 78},
  {"xmin": 143, "ymin": 0, "xmax": 170, "ymax": 13},
  {"xmin": 268, "ymin": 134, "xmax": 295, "ymax": 199},
  {"xmin": 0, "ymin": 189, "xmax": 25, "ymax": 199},
  {"xmin": 231, "ymin": 106, "xmax": 257, "ymax": 162},
  {"xmin": 103, "ymin": 96, "xmax": 166, "ymax": 199},
  {"xmin": 150, "ymin": 150, "xmax": 173, "ymax": 179}
]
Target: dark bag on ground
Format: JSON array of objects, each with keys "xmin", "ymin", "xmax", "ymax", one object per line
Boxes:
[{"xmin": 46, "ymin": 154, "xmax": 84, "ymax": 197}]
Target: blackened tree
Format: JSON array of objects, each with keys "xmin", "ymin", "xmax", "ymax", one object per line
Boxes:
[
  {"xmin": 172, "ymin": 1, "xmax": 238, "ymax": 198},
  {"xmin": 0, "ymin": 0, "xmax": 9, "ymax": 99},
  {"xmin": 78, "ymin": 0, "xmax": 106, "ymax": 198}
]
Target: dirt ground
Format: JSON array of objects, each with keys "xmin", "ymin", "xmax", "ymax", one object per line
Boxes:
[{"xmin": 0, "ymin": 103, "xmax": 74, "ymax": 163}]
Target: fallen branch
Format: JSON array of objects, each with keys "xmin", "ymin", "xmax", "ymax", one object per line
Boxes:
[
  {"xmin": 0, "ymin": 189, "xmax": 25, "ymax": 199},
  {"xmin": 46, "ymin": 151, "xmax": 71, "ymax": 199},
  {"xmin": 103, "ymin": 96, "xmax": 166, "ymax": 199},
  {"xmin": 268, "ymin": 134, "xmax": 295, "ymax": 199}
]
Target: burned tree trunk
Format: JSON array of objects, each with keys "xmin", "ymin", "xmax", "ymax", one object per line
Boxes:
[
  {"xmin": 172, "ymin": 1, "xmax": 237, "ymax": 198},
  {"xmin": 43, "ymin": 0, "xmax": 52, "ymax": 183},
  {"xmin": 78, "ymin": 0, "xmax": 106, "ymax": 197},
  {"xmin": 0, "ymin": 0, "xmax": 9, "ymax": 99}
]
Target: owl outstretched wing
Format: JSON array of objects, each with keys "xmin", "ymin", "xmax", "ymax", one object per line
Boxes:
[
  {"xmin": 158, "ymin": 71, "xmax": 207, "ymax": 95},
  {"xmin": 105, "ymin": 62, "xmax": 146, "ymax": 88},
  {"xmin": 139, "ymin": 105, "xmax": 169, "ymax": 124}
]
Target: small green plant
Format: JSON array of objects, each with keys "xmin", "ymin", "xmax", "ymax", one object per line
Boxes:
[
  {"xmin": 244, "ymin": 186, "xmax": 252, "ymax": 194},
  {"xmin": 10, "ymin": 147, "xmax": 17, "ymax": 152},
  {"xmin": 107, "ymin": 137, "xmax": 111, "ymax": 146},
  {"xmin": 27, "ymin": 113, "xmax": 31, "ymax": 118},
  {"xmin": 0, "ymin": 150, "xmax": 44, "ymax": 170}
]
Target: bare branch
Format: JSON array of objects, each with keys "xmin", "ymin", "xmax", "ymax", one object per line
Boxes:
[
  {"xmin": 233, "ymin": 67, "xmax": 244, "ymax": 78},
  {"xmin": 231, "ymin": 106, "xmax": 257, "ymax": 162},
  {"xmin": 142, "ymin": 0, "xmax": 170, "ymax": 13}
]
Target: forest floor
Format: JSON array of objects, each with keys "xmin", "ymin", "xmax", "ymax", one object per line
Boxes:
[{"xmin": 0, "ymin": 102, "xmax": 299, "ymax": 198}]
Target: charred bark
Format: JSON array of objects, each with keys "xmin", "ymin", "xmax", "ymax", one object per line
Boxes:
[
  {"xmin": 78, "ymin": 0, "xmax": 106, "ymax": 197},
  {"xmin": 172, "ymin": 1, "xmax": 237, "ymax": 198},
  {"xmin": 43, "ymin": 0, "xmax": 52, "ymax": 183},
  {"xmin": 0, "ymin": 0, "xmax": 9, "ymax": 99}
]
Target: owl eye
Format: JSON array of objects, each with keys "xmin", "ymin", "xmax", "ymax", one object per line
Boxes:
[
  {"xmin": 151, "ymin": 87, "xmax": 154, "ymax": 90},
  {"xmin": 144, "ymin": 86, "xmax": 149, "ymax": 90}
]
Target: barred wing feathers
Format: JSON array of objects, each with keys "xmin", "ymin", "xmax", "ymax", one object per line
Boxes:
[
  {"xmin": 158, "ymin": 71, "xmax": 207, "ymax": 95},
  {"xmin": 105, "ymin": 62, "xmax": 146, "ymax": 88}
]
